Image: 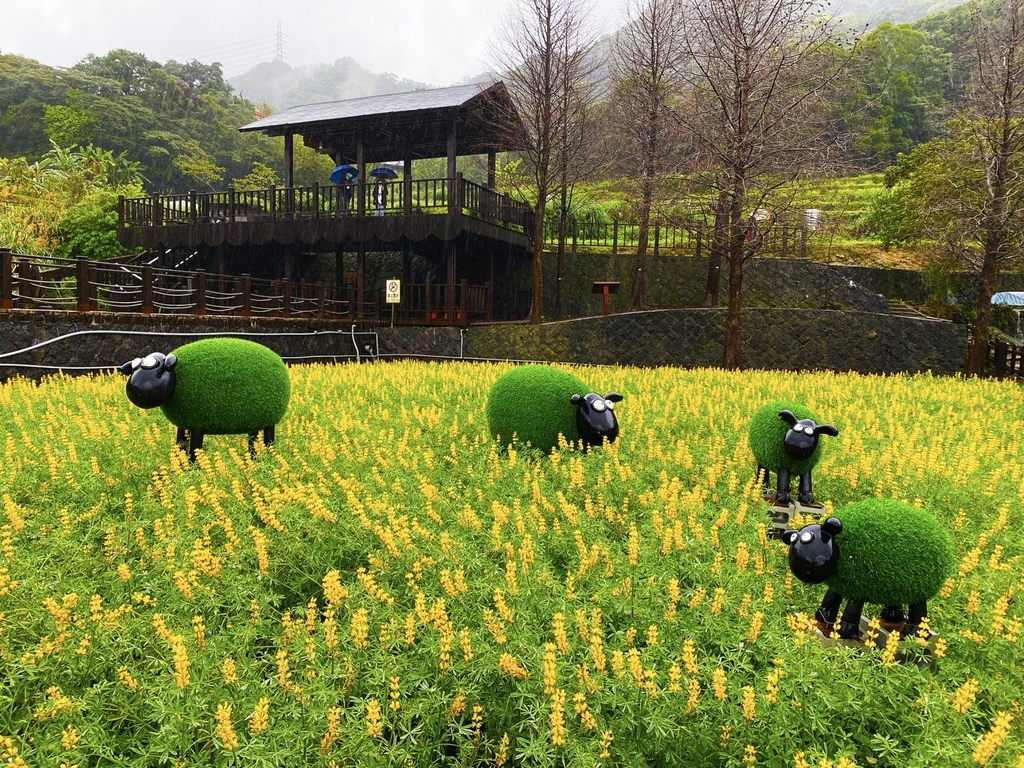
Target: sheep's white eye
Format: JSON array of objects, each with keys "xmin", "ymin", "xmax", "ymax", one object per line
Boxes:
[
  {"xmin": 605, "ymin": 399, "xmax": 615, "ymax": 411},
  {"xmin": 800, "ymin": 531, "xmax": 814, "ymax": 544},
  {"xmin": 803, "ymin": 425, "xmax": 814, "ymax": 434},
  {"xmin": 130, "ymin": 357, "xmax": 142, "ymax": 370},
  {"xmin": 592, "ymin": 399, "xmax": 606, "ymax": 412},
  {"xmin": 141, "ymin": 354, "xmax": 160, "ymax": 369}
]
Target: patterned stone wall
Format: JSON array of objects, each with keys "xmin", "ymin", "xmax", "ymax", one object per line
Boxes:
[{"xmin": 1, "ymin": 304, "xmax": 966, "ymax": 383}]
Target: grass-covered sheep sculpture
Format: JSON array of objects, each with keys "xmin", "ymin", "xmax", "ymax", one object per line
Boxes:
[
  {"xmin": 782, "ymin": 498, "xmax": 955, "ymax": 641},
  {"xmin": 749, "ymin": 400, "xmax": 838, "ymax": 507},
  {"xmin": 486, "ymin": 365, "xmax": 622, "ymax": 453},
  {"xmin": 120, "ymin": 338, "xmax": 290, "ymax": 461}
]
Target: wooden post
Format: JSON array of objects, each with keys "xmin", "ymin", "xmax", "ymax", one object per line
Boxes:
[
  {"xmin": 460, "ymin": 278, "xmax": 469, "ymax": 327},
  {"xmin": 76, "ymin": 258, "xmax": 91, "ymax": 313},
  {"xmin": 0, "ymin": 250, "xmax": 13, "ymax": 310},
  {"xmin": 425, "ymin": 279, "xmax": 433, "ymax": 324},
  {"xmin": 153, "ymin": 193, "xmax": 162, "ymax": 226},
  {"xmin": 188, "ymin": 190, "xmax": 198, "ymax": 224},
  {"xmin": 141, "ymin": 265, "xmax": 154, "ymax": 315},
  {"xmin": 317, "ymin": 282, "xmax": 326, "ymax": 319},
  {"xmin": 485, "ymin": 281, "xmax": 493, "ymax": 323},
  {"xmin": 195, "ymin": 269, "xmax": 207, "ymax": 316},
  {"xmin": 449, "ymin": 172, "xmax": 463, "ymax": 215},
  {"xmin": 17, "ymin": 258, "xmax": 33, "ymax": 308},
  {"xmin": 240, "ymin": 274, "xmax": 252, "ymax": 317},
  {"xmin": 312, "ymin": 183, "xmax": 319, "ymax": 218},
  {"xmin": 228, "ymin": 186, "xmax": 236, "ymax": 221},
  {"xmin": 269, "ymin": 185, "xmax": 277, "ymax": 219},
  {"xmin": 283, "ymin": 280, "xmax": 293, "ymax": 318},
  {"xmin": 612, "ymin": 220, "xmax": 618, "ymax": 255}
]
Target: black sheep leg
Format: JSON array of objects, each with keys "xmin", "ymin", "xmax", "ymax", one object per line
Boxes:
[
  {"xmin": 189, "ymin": 429, "xmax": 204, "ymax": 464},
  {"xmin": 900, "ymin": 601, "xmax": 928, "ymax": 638},
  {"xmin": 838, "ymin": 598, "xmax": 865, "ymax": 639},
  {"xmin": 775, "ymin": 468, "xmax": 792, "ymax": 504},
  {"xmin": 880, "ymin": 605, "xmax": 907, "ymax": 624},
  {"xmin": 815, "ymin": 589, "xmax": 843, "ymax": 625},
  {"xmin": 796, "ymin": 471, "xmax": 815, "ymax": 505},
  {"xmin": 264, "ymin": 424, "xmax": 275, "ymax": 446},
  {"xmin": 176, "ymin": 427, "xmax": 188, "ymax": 453}
]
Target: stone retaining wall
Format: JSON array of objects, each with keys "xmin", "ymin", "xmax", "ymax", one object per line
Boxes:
[{"xmin": 1, "ymin": 305, "xmax": 966, "ymax": 383}]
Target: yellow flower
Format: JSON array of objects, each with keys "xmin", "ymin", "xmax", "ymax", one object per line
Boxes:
[
  {"xmin": 952, "ymin": 679, "xmax": 979, "ymax": 714},
  {"xmin": 214, "ymin": 702, "xmax": 239, "ymax": 750},
  {"xmin": 60, "ymin": 725, "xmax": 79, "ymax": 751},
  {"xmin": 365, "ymin": 699, "xmax": 384, "ymax": 739},
  {"xmin": 713, "ymin": 668, "xmax": 727, "ymax": 701},
  {"xmin": 248, "ymin": 698, "xmax": 270, "ymax": 735},
  {"xmin": 221, "ymin": 658, "xmax": 238, "ymax": 685},
  {"xmin": 973, "ymin": 711, "xmax": 1014, "ymax": 765},
  {"xmin": 319, "ymin": 706, "xmax": 342, "ymax": 753},
  {"xmin": 599, "ymin": 729, "xmax": 613, "ymax": 759},
  {"xmin": 549, "ymin": 689, "xmax": 567, "ymax": 746},
  {"xmin": 741, "ymin": 686, "xmax": 756, "ymax": 721}
]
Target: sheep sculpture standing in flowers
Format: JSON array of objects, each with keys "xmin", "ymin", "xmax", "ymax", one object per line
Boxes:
[
  {"xmin": 486, "ymin": 365, "xmax": 622, "ymax": 454},
  {"xmin": 120, "ymin": 337, "xmax": 290, "ymax": 461},
  {"xmin": 782, "ymin": 498, "xmax": 955, "ymax": 641},
  {"xmin": 749, "ymin": 400, "xmax": 838, "ymax": 508}
]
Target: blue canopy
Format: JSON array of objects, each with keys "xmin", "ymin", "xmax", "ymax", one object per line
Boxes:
[{"xmin": 991, "ymin": 292, "xmax": 1024, "ymax": 307}]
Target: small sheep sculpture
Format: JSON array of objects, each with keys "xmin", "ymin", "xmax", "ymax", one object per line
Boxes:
[
  {"xmin": 486, "ymin": 365, "xmax": 622, "ymax": 453},
  {"xmin": 749, "ymin": 400, "xmax": 838, "ymax": 506},
  {"xmin": 782, "ymin": 498, "xmax": 955, "ymax": 640},
  {"xmin": 120, "ymin": 337, "xmax": 290, "ymax": 461}
]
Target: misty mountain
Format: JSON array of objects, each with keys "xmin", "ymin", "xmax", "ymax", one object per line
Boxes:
[{"xmin": 228, "ymin": 57, "xmax": 434, "ymax": 111}]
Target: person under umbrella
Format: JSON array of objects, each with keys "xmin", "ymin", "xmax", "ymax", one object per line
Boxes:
[{"xmin": 373, "ymin": 176, "xmax": 387, "ymax": 216}]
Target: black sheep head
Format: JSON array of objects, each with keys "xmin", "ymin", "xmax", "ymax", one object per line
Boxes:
[
  {"xmin": 120, "ymin": 352, "xmax": 177, "ymax": 409},
  {"xmin": 782, "ymin": 516, "xmax": 842, "ymax": 584},
  {"xmin": 570, "ymin": 392, "xmax": 622, "ymax": 447},
  {"xmin": 778, "ymin": 410, "xmax": 838, "ymax": 461}
]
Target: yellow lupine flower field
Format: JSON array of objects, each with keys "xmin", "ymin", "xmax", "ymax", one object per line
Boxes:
[{"xmin": 0, "ymin": 361, "xmax": 1022, "ymax": 766}]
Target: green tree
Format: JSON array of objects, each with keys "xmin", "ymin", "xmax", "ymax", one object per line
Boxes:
[{"xmin": 842, "ymin": 24, "xmax": 952, "ymax": 164}]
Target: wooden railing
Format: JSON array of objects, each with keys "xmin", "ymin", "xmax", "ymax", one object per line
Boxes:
[
  {"xmin": 118, "ymin": 175, "xmax": 532, "ymax": 234},
  {"xmin": 543, "ymin": 218, "xmax": 810, "ymax": 258},
  {"xmin": 988, "ymin": 340, "xmax": 1024, "ymax": 382},
  {"xmin": 0, "ymin": 250, "xmax": 489, "ymax": 327}
]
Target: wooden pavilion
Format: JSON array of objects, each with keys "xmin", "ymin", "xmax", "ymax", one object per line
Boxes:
[{"xmin": 116, "ymin": 81, "xmax": 534, "ymax": 324}]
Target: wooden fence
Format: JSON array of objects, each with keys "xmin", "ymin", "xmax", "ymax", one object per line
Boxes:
[
  {"xmin": 989, "ymin": 340, "xmax": 1024, "ymax": 382},
  {"xmin": 0, "ymin": 250, "xmax": 488, "ymax": 327}
]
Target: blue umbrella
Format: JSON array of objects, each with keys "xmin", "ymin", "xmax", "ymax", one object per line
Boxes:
[
  {"xmin": 369, "ymin": 167, "xmax": 399, "ymax": 179},
  {"xmin": 330, "ymin": 164, "xmax": 358, "ymax": 184}
]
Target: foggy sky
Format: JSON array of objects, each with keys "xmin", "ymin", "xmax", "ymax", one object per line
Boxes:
[{"xmin": 3, "ymin": 0, "xmax": 626, "ymax": 87}]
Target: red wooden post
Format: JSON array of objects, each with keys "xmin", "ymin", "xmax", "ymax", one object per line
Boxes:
[
  {"xmin": 141, "ymin": 265, "xmax": 154, "ymax": 314},
  {"xmin": 282, "ymin": 280, "xmax": 292, "ymax": 318},
  {"xmin": 240, "ymin": 274, "xmax": 252, "ymax": 317},
  {"xmin": 76, "ymin": 258, "xmax": 92, "ymax": 313},
  {"xmin": 0, "ymin": 250, "xmax": 13, "ymax": 310},
  {"xmin": 195, "ymin": 269, "xmax": 207, "ymax": 316}
]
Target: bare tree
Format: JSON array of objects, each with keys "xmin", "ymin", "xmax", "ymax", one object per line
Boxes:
[
  {"xmin": 674, "ymin": 0, "xmax": 846, "ymax": 367},
  {"xmin": 609, "ymin": 0, "xmax": 687, "ymax": 310},
  {"xmin": 957, "ymin": 0, "xmax": 1024, "ymax": 374},
  {"xmin": 490, "ymin": 0, "xmax": 602, "ymax": 324}
]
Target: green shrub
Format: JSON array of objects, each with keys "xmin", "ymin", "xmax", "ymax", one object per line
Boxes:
[
  {"xmin": 485, "ymin": 365, "xmax": 589, "ymax": 453},
  {"xmin": 162, "ymin": 338, "xmax": 290, "ymax": 434},
  {"xmin": 748, "ymin": 400, "xmax": 824, "ymax": 477}
]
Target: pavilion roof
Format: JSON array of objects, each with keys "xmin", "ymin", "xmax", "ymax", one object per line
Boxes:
[{"xmin": 238, "ymin": 81, "xmax": 525, "ymax": 163}]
